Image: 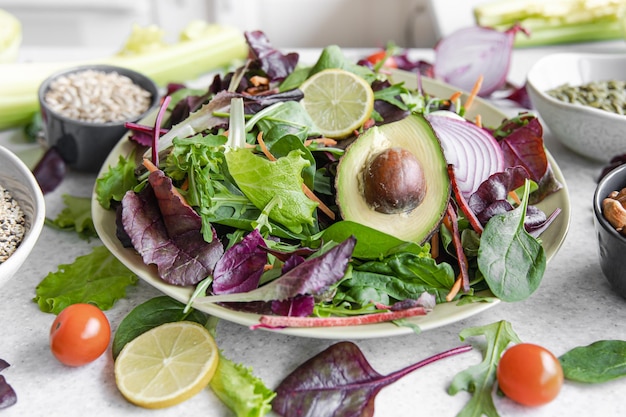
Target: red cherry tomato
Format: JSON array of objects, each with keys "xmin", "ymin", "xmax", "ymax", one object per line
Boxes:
[
  {"xmin": 496, "ymin": 343, "xmax": 563, "ymax": 406},
  {"xmin": 365, "ymin": 50, "xmax": 397, "ymax": 68},
  {"xmin": 50, "ymin": 303, "xmax": 111, "ymax": 367}
]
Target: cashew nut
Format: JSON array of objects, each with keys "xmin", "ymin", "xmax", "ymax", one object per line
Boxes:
[{"xmin": 602, "ymin": 188, "xmax": 626, "ymax": 234}]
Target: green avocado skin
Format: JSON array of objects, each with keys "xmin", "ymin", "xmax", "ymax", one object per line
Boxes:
[{"xmin": 335, "ymin": 114, "xmax": 451, "ymax": 244}]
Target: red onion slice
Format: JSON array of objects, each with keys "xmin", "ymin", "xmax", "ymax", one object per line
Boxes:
[
  {"xmin": 433, "ymin": 26, "xmax": 518, "ymax": 96},
  {"xmin": 427, "ymin": 114, "xmax": 504, "ymax": 199}
]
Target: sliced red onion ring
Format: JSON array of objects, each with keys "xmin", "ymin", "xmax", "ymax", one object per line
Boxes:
[
  {"xmin": 427, "ymin": 113, "xmax": 504, "ymax": 199},
  {"xmin": 432, "ymin": 26, "xmax": 519, "ymax": 96}
]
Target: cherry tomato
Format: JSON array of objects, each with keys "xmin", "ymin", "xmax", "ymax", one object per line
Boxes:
[
  {"xmin": 365, "ymin": 50, "xmax": 397, "ymax": 68},
  {"xmin": 50, "ymin": 303, "xmax": 111, "ymax": 367},
  {"xmin": 496, "ymin": 343, "xmax": 563, "ymax": 406}
]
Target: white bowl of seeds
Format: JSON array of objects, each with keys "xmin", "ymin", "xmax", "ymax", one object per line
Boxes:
[
  {"xmin": 0, "ymin": 145, "xmax": 45, "ymax": 289},
  {"xmin": 527, "ymin": 52, "xmax": 626, "ymax": 162},
  {"xmin": 38, "ymin": 64, "xmax": 159, "ymax": 172}
]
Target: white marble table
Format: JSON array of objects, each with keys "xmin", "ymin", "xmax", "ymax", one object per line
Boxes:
[{"xmin": 1, "ymin": 42, "xmax": 626, "ymax": 417}]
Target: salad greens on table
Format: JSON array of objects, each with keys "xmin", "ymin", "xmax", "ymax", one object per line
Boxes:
[{"xmin": 94, "ymin": 29, "xmax": 562, "ymax": 329}]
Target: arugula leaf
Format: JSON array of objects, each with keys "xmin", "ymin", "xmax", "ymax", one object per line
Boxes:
[
  {"xmin": 45, "ymin": 194, "xmax": 97, "ymax": 239},
  {"xmin": 448, "ymin": 320, "xmax": 522, "ymax": 417},
  {"xmin": 210, "ymin": 353, "xmax": 276, "ymax": 417},
  {"xmin": 477, "ymin": 180, "xmax": 546, "ymax": 302},
  {"xmin": 225, "ymin": 148, "xmax": 317, "ymax": 234},
  {"xmin": 111, "ymin": 296, "xmax": 210, "ymax": 359},
  {"xmin": 559, "ymin": 340, "xmax": 626, "ymax": 384},
  {"xmin": 34, "ymin": 245, "xmax": 138, "ymax": 314},
  {"xmin": 95, "ymin": 153, "xmax": 139, "ymax": 210}
]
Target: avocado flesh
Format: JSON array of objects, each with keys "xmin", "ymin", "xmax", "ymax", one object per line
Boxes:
[{"xmin": 335, "ymin": 114, "xmax": 451, "ymax": 244}]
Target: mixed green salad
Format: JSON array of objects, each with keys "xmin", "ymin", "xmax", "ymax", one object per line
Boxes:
[{"xmin": 95, "ymin": 30, "xmax": 563, "ymax": 330}]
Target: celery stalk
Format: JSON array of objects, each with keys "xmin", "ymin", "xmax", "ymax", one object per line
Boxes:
[
  {"xmin": 0, "ymin": 23, "xmax": 248, "ymax": 130},
  {"xmin": 473, "ymin": 0, "xmax": 626, "ymax": 47}
]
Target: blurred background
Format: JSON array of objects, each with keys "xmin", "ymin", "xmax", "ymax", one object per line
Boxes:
[{"xmin": 0, "ymin": 0, "xmax": 482, "ymax": 49}]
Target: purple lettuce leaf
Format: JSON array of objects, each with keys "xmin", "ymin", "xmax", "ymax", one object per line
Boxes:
[
  {"xmin": 271, "ymin": 295, "xmax": 315, "ymax": 317},
  {"xmin": 245, "ymin": 30, "xmax": 299, "ymax": 82},
  {"xmin": 121, "ymin": 170, "xmax": 223, "ymax": 286},
  {"xmin": 499, "ymin": 116, "xmax": 548, "ymax": 183},
  {"xmin": 194, "ymin": 236, "xmax": 356, "ymax": 304},
  {"xmin": 468, "ymin": 166, "xmax": 530, "ymax": 222},
  {"xmin": 212, "ymin": 229, "xmax": 267, "ymax": 294}
]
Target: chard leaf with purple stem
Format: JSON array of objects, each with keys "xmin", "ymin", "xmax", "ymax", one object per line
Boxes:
[{"xmin": 272, "ymin": 341, "xmax": 471, "ymax": 417}]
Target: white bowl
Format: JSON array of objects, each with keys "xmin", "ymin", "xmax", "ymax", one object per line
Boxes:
[
  {"xmin": 0, "ymin": 146, "xmax": 46, "ymax": 288},
  {"xmin": 526, "ymin": 52, "xmax": 626, "ymax": 162}
]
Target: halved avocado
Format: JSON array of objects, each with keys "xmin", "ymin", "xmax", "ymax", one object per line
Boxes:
[{"xmin": 335, "ymin": 114, "xmax": 450, "ymax": 244}]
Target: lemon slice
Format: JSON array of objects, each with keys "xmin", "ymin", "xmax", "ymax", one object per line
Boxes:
[
  {"xmin": 114, "ymin": 321, "xmax": 219, "ymax": 409},
  {"xmin": 300, "ymin": 68, "xmax": 375, "ymax": 139}
]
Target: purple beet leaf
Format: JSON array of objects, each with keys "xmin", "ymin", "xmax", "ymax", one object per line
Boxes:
[
  {"xmin": 272, "ymin": 341, "xmax": 472, "ymax": 417},
  {"xmin": 32, "ymin": 146, "xmax": 66, "ymax": 194},
  {"xmin": 121, "ymin": 169, "xmax": 223, "ymax": 286},
  {"xmin": 212, "ymin": 229, "xmax": 267, "ymax": 294},
  {"xmin": 0, "ymin": 360, "xmax": 16, "ymax": 409},
  {"xmin": 194, "ymin": 236, "xmax": 356, "ymax": 304}
]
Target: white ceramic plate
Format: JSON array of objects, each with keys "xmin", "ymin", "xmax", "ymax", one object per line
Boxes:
[{"xmin": 92, "ymin": 71, "xmax": 570, "ymax": 339}]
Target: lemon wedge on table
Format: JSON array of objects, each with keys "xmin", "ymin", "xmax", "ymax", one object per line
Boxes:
[
  {"xmin": 114, "ymin": 321, "xmax": 219, "ymax": 409},
  {"xmin": 300, "ymin": 68, "xmax": 375, "ymax": 139},
  {"xmin": 0, "ymin": 9, "xmax": 21, "ymax": 63}
]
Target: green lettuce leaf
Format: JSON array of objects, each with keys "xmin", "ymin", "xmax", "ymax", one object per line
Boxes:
[
  {"xmin": 34, "ymin": 245, "xmax": 138, "ymax": 314},
  {"xmin": 95, "ymin": 153, "xmax": 139, "ymax": 210},
  {"xmin": 225, "ymin": 148, "xmax": 317, "ymax": 234},
  {"xmin": 210, "ymin": 353, "xmax": 276, "ymax": 417},
  {"xmin": 45, "ymin": 194, "xmax": 97, "ymax": 239}
]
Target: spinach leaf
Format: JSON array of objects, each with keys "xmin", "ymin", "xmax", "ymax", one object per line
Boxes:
[
  {"xmin": 477, "ymin": 180, "xmax": 546, "ymax": 302},
  {"xmin": 559, "ymin": 340, "xmax": 626, "ymax": 383},
  {"xmin": 273, "ymin": 341, "xmax": 471, "ymax": 417},
  {"xmin": 34, "ymin": 245, "xmax": 138, "ymax": 314},
  {"xmin": 111, "ymin": 296, "xmax": 210, "ymax": 359},
  {"xmin": 338, "ymin": 252, "xmax": 456, "ymax": 304},
  {"xmin": 448, "ymin": 320, "xmax": 522, "ymax": 417},
  {"xmin": 322, "ymin": 220, "xmax": 425, "ymax": 259}
]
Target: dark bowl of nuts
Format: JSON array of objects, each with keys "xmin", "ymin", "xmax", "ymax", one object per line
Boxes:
[
  {"xmin": 593, "ymin": 163, "xmax": 626, "ymax": 299},
  {"xmin": 0, "ymin": 145, "xmax": 46, "ymax": 289},
  {"xmin": 527, "ymin": 52, "xmax": 626, "ymax": 163},
  {"xmin": 38, "ymin": 64, "xmax": 160, "ymax": 172}
]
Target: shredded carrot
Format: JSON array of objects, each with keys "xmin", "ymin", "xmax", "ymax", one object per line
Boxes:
[
  {"xmin": 464, "ymin": 75, "xmax": 483, "ymax": 111},
  {"xmin": 446, "ymin": 274, "xmax": 463, "ymax": 302},
  {"xmin": 263, "ymin": 264, "xmax": 274, "ymax": 271},
  {"xmin": 430, "ymin": 231, "xmax": 440, "ymax": 259},
  {"xmin": 256, "ymin": 131, "xmax": 277, "ymax": 161},
  {"xmin": 257, "ymin": 132, "xmax": 336, "ymax": 220},
  {"xmin": 143, "ymin": 158, "xmax": 159, "ymax": 173},
  {"xmin": 449, "ymin": 91, "xmax": 462, "ymax": 102},
  {"xmin": 475, "ymin": 114, "xmax": 482, "ymax": 128},
  {"xmin": 180, "ymin": 177, "xmax": 189, "ymax": 191},
  {"xmin": 509, "ymin": 191, "xmax": 522, "ymax": 206},
  {"xmin": 302, "ymin": 184, "xmax": 336, "ymax": 220},
  {"xmin": 304, "ymin": 138, "xmax": 338, "ymax": 147}
]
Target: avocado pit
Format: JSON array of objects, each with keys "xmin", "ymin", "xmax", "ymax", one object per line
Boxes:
[{"xmin": 363, "ymin": 147, "xmax": 426, "ymax": 214}]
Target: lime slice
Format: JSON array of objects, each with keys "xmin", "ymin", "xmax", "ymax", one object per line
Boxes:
[
  {"xmin": 114, "ymin": 321, "xmax": 219, "ymax": 409},
  {"xmin": 300, "ymin": 68, "xmax": 375, "ymax": 139}
]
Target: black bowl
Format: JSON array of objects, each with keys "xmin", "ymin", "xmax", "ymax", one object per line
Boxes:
[
  {"xmin": 593, "ymin": 163, "xmax": 626, "ymax": 299},
  {"xmin": 38, "ymin": 64, "xmax": 159, "ymax": 172}
]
